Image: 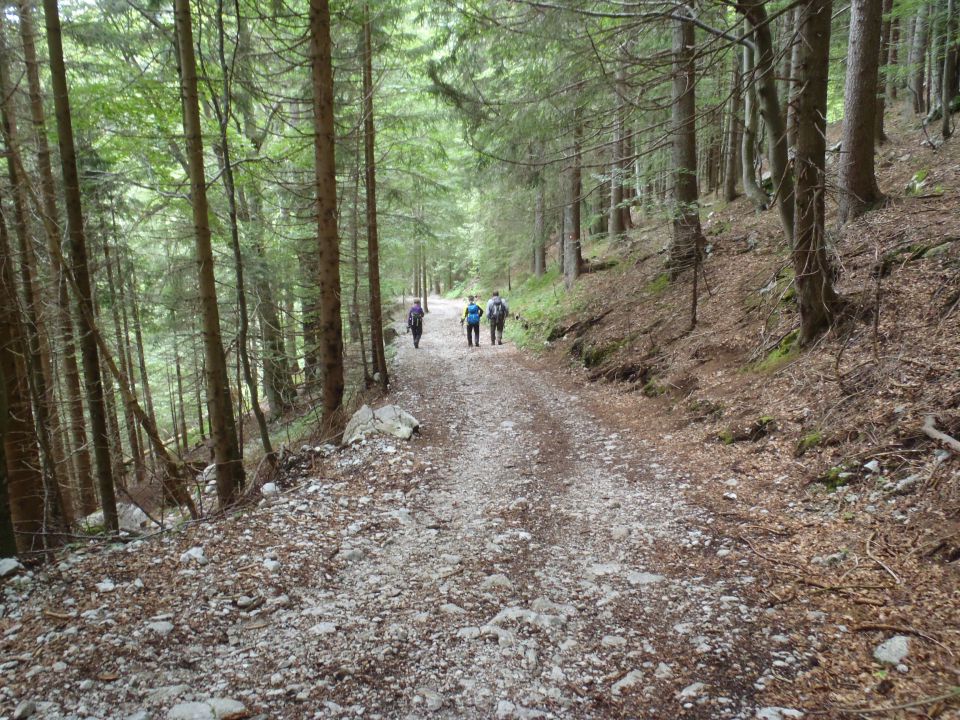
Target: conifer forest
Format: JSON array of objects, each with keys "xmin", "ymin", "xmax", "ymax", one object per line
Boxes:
[{"xmin": 0, "ymin": 0, "xmax": 959, "ymax": 718}]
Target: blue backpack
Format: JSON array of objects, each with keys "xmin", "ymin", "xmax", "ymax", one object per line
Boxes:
[{"xmin": 466, "ymin": 303, "xmax": 481, "ymax": 325}]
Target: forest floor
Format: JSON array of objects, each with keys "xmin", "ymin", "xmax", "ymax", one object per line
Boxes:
[{"xmin": 2, "ymin": 297, "xmax": 841, "ymax": 720}]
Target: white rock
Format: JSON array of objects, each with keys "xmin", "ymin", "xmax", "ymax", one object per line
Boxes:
[
  {"xmin": 207, "ymin": 699, "xmax": 246, "ymax": 719},
  {"xmin": 417, "ymin": 688, "xmax": 444, "ymax": 711},
  {"xmin": 261, "ymin": 483, "xmax": 279, "ymax": 497},
  {"xmin": 95, "ymin": 578, "xmax": 116, "ymax": 593},
  {"xmin": 874, "ymin": 635, "xmax": 910, "ymax": 665},
  {"xmin": 480, "ymin": 574, "xmax": 514, "ymax": 591},
  {"xmin": 626, "ymin": 571, "xmax": 665, "ymax": 586},
  {"xmin": 0, "ymin": 558, "xmax": 23, "ymax": 578},
  {"xmin": 343, "ymin": 404, "xmax": 420, "ymax": 444},
  {"xmin": 167, "ymin": 702, "xmax": 214, "ymax": 720},
  {"xmin": 611, "ymin": 669, "xmax": 644, "ymax": 696},
  {"xmin": 309, "ymin": 622, "xmax": 337, "ymax": 635},
  {"xmin": 179, "ymin": 547, "xmax": 207, "ymax": 565},
  {"xmin": 678, "ymin": 682, "xmax": 706, "ymax": 699},
  {"xmin": 864, "ymin": 460, "xmax": 881, "ymax": 473},
  {"xmin": 655, "ymin": 662, "xmax": 673, "ymax": 679},
  {"xmin": 146, "ymin": 621, "xmax": 174, "ymax": 636},
  {"xmin": 756, "ymin": 709, "xmax": 804, "ymax": 720},
  {"xmin": 263, "ymin": 558, "xmax": 281, "ymax": 573}
]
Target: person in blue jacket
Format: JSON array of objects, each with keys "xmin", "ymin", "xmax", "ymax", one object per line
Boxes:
[{"xmin": 460, "ymin": 295, "xmax": 483, "ymax": 347}]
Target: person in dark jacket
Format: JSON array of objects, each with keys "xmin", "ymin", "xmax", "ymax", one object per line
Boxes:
[
  {"xmin": 486, "ymin": 291, "xmax": 509, "ymax": 345},
  {"xmin": 460, "ymin": 295, "xmax": 483, "ymax": 347},
  {"xmin": 407, "ymin": 299, "xmax": 425, "ymax": 348}
]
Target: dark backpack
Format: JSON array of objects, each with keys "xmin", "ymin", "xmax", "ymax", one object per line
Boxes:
[
  {"xmin": 466, "ymin": 303, "xmax": 481, "ymax": 325},
  {"xmin": 490, "ymin": 298, "xmax": 504, "ymax": 320},
  {"xmin": 409, "ymin": 309, "xmax": 423, "ymax": 329}
]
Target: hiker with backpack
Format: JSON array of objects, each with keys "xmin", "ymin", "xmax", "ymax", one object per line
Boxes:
[
  {"xmin": 486, "ymin": 291, "xmax": 509, "ymax": 345},
  {"xmin": 460, "ymin": 295, "xmax": 483, "ymax": 347},
  {"xmin": 407, "ymin": 298, "xmax": 425, "ymax": 348}
]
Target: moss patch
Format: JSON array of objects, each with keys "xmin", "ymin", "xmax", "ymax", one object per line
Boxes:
[
  {"xmin": 754, "ymin": 329, "xmax": 800, "ymax": 373},
  {"xmin": 645, "ymin": 273, "xmax": 670, "ymax": 295},
  {"xmin": 795, "ymin": 430, "xmax": 824, "ymax": 456}
]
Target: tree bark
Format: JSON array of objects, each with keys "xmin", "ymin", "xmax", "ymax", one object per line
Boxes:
[
  {"xmin": 910, "ymin": 3, "xmax": 930, "ymax": 114},
  {"xmin": 363, "ymin": 4, "xmax": 388, "ymax": 390},
  {"xmin": 793, "ymin": 0, "xmax": 839, "ymax": 344},
  {"xmin": 839, "ymin": 0, "xmax": 886, "ymax": 222},
  {"xmin": 787, "ymin": 6, "xmax": 803, "ymax": 150},
  {"xmin": 944, "ymin": 0, "xmax": 956, "ymax": 138},
  {"xmin": 173, "ymin": 0, "xmax": 245, "ymax": 506},
  {"xmin": 737, "ymin": 0, "xmax": 794, "ymax": 243},
  {"xmin": 724, "ymin": 49, "xmax": 744, "ymax": 202},
  {"xmin": 18, "ymin": 0, "xmax": 92, "ymax": 514},
  {"xmin": 310, "ymin": 0, "xmax": 345, "ymax": 423},
  {"xmin": 534, "ymin": 170, "xmax": 546, "ymax": 276},
  {"xmin": 0, "ymin": 198, "xmax": 45, "ymax": 555},
  {"xmin": 668, "ymin": 15, "xmax": 705, "ymax": 279},
  {"xmin": 43, "ymin": 0, "xmax": 119, "ymax": 534},
  {"xmin": 0, "ymin": 25, "xmax": 68, "ymax": 532},
  {"xmin": 876, "ymin": 0, "xmax": 894, "ymax": 144},
  {"xmin": 564, "ymin": 111, "xmax": 583, "ymax": 289},
  {"xmin": 741, "ymin": 36, "xmax": 768, "ymax": 209}
]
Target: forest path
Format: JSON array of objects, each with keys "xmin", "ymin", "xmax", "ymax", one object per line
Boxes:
[{"xmin": 2, "ymin": 298, "xmax": 812, "ymax": 720}]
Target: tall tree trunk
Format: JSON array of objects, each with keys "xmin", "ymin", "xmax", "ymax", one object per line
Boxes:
[
  {"xmin": 793, "ymin": 0, "xmax": 839, "ymax": 344},
  {"xmin": 173, "ymin": 0, "xmax": 245, "ymax": 506},
  {"xmin": 944, "ymin": 0, "xmax": 956, "ymax": 138},
  {"xmin": 210, "ymin": 0, "xmax": 274, "ymax": 463},
  {"xmin": 310, "ymin": 0, "xmax": 345, "ymax": 423},
  {"xmin": 0, "ymin": 198, "xmax": 45, "ymax": 555},
  {"xmin": 43, "ymin": 0, "xmax": 119, "ymax": 534},
  {"xmin": 741, "ymin": 36, "xmax": 768, "ymax": 209},
  {"xmin": 0, "ymin": 27, "xmax": 68, "ymax": 532},
  {"xmin": 534, "ymin": 170, "xmax": 546, "ymax": 277},
  {"xmin": 668, "ymin": 15, "xmax": 705, "ymax": 280},
  {"xmin": 876, "ymin": 0, "xmax": 895, "ymax": 144},
  {"xmin": 888, "ymin": 17, "xmax": 901, "ymax": 102},
  {"xmin": 724, "ymin": 51, "xmax": 743, "ymax": 202},
  {"xmin": 910, "ymin": 3, "xmax": 930, "ymax": 114},
  {"xmin": 563, "ymin": 111, "xmax": 582, "ymax": 289},
  {"xmin": 363, "ymin": 4, "xmax": 388, "ymax": 391},
  {"xmin": 18, "ymin": 0, "xmax": 92, "ymax": 514},
  {"xmin": 115, "ymin": 254, "xmax": 147, "ymax": 485},
  {"xmin": 737, "ymin": 0, "xmax": 795, "ymax": 243},
  {"xmin": 609, "ymin": 57, "xmax": 626, "ymax": 240},
  {"xmin": 787, "ymin": 6, "xmax": 803, "ymax": 149},
  {"xmin": 104, "ymin": 243, "xmax": 146, "ymax": 486},
  {"xmin": 839, "ymin": 0, "xmax": 886, "ymax": 222}
]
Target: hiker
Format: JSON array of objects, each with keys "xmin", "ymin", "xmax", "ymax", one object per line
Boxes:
[
  {"xmin": 407, "ymin": 298, "xmax": 425, "ymax": 348},
  {"xmin": 486, "ymin": 291, "xmax": 509, "ymax": 345},
  {"xmin": 460, "ymin": 295, "xmax": 483, "ymax": 347}
]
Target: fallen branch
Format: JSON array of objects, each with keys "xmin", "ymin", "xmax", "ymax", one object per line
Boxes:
[
  {"xmin": 922, "ymin": 415, "xmax": 960, "ymax": 454},
  {"xmin": 865, "ymin": 531, "xmax": 901, "ymax": 585},
  {"xmin": 829, "ymin": 686, "xmax": 960, "ymax": 715}
]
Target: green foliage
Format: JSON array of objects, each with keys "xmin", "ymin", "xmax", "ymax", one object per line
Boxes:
[
  {"xmin": 906, "ymin": 169, "xmax": 943, "ymax": 196},
  {"xmin": 818, "ymin": 465, "xmax": 851, "ymax": 491}
]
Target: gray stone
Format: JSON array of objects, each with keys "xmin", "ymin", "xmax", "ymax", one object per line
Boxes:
[
  {"xmin": 0, "ymin": 557, "xmax": 23, "ymax": 578},
  {"xmin": 626, "ymin": 571, "xmax": 664, "ymax": 586},
  {"xmin": 756, "ymin": 709, "xmax": 804, "ymax": 720},
  {"xmin": 207, "ymin": 698, "xmax": 247, "ymax": 718},
  {"xmin": 874, "ymin": 635, "xmax": 910, "ymax": 665},
  {"xmin": 13, "ymin": 700, "xmax": 36, "ymax": 719},
  {"xmin": 611, "ymin": 670, "xmax": 644, "ymax": 696},
  {"xmin": 179, "ymin": 547, "xmax": 207, "ymax": 565},
  {"xmin": 260, "ymin": 483, "xmax": 279, "ymax": 497},
  {"xmin": 167, "ymin": 702, "xmax": 214, "ymax": 720},
  {"xmin": 309, "ymin": 622, "xmax": 337, "ymax": 635},
  {"xmin": 678, "ymin": 682, "xmax": 706, "ymax": 699},
  {"xmin": 146, "ymin": 621, "xmax": 174, "ymax": 636},
  {"xmin": 343, "ymin": 404, "xmax": 420, "ymax": 445},
  {"xmin": 480, "ymin": 574, "xmax": 514, "ymax": 591}
]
